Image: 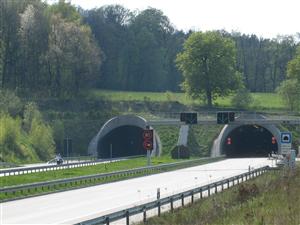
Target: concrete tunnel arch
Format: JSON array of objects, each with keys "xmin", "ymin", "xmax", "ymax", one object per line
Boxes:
[
  {"xmin": 211, "ymin": 115, "xmax": 281, "ymax": 157},
  {"xmin": 88, "ymin": 115, "xmax": 161, "ymax": 158}
]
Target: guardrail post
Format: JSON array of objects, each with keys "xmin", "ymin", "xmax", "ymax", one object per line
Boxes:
[
  {"xmin": 191, "ymin": 190, "xmax": 194, "ymax": 203},
  {"xmin": 214, "ymin": 184, "xmax": 217, "ymax": 193},
  {"xmin": 227, "ymin": 179, "xmax": 230, "ymax": 188},
  {"xmin": 170, "ymin": 197, "xmax": 174, "ymax": 212},
  {"xmin": 208, "ymin": 186, "xmax": 210, "ymax": 197},
  {"xmin": 105, "ymin": 216, "xmax": 109, "ymax": 225},
  {"xmin": 181, "ymin": 194, "xmax": 184, "ymax": 206},
  {"xmin": 126, "ymin": 210, "xmax": 129, "ymax": 225},
  {"xmin": 237, "ymin": 176, "xmax": 240, "ymax": 184},
  {"xmin": 221, "ymin": 181, "xmax": 224, "ymax": 191},
  {"xmin": 143, "ymin": 208, "xmax": 147, "ymax": 222},
  {"xmin": 158, "ymin": 201, "xmax": 161, "ymax": 216}
]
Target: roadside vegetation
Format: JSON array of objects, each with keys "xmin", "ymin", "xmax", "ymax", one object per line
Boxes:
[
  {"xmin": 0, "ymin": 157, "xmax": 223, "ymax": 201},
  {"xmin": 87, "ymin": 90, "xmax": 285, "ymax": 111},
  {"xmin": 139, "ymin": 166, "xmax": 300, "ymax": 225},
  {"xmin": 1, "ymin": 0, "xmax": 300, "ymax": 165},
  {"xmin": 0, "ymin": 91, "xmax": 55, "ymax": 164}
]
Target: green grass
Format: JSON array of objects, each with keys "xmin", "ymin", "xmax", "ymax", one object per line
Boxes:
[
  {"xmin": 87, "ymin": 89, "xmax": 285, "ymax": 110},
  {"xmin": 0, "ymin": 157, "xmax": 223, "ymax": 201},
  {"xmin": 140, "ymin": 166, "xmax": 300, "ymax": 225},
  {"xmin": 188, "ymin": 125, "xmax": 223, "ymax": 157},
  {"xmin": 154, "ymin": 126, "xmax": 180, "ymax": 156},
  {"xmin": 0, "ymin": 156, "xmax": 177, "ymax": 187}
]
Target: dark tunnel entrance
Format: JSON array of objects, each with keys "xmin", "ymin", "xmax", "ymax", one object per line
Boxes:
[
  {"xmin": 223, "ymin": 125, "xmax": 278, "ymax": 157},
  {"xmin": 98, "ymin": 125, "xmax": 146, "ymax": 158}
]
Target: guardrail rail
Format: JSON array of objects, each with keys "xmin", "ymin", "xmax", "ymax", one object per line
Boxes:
[
  {"xmin": 0, "ymin": 155, "xmax": 143, "ymax": 177},
  {"xmin": 76, "ymin": 166, "xmax": 272, "ymax": 225},
  {"xmin": 0, "ymin": 157, "xmax": 222, "ymax": 202}
]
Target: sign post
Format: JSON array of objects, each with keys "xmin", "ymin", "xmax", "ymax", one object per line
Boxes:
[{"xmin": 143, "ymin": 128, "xmax": 154, "ymax": 166}]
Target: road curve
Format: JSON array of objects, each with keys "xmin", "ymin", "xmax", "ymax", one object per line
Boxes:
[{"xmin": 1, "ymin": 158, "xmax": 274, "ymax": 224}]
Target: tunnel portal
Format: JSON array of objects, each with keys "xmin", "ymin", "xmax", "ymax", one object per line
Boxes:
[
  {"xmin": 223, "ymin": 125, "xmax": 278, "ymax": 157},
  {"xmin": 98, "ymin": 125, "xmax": 145, "ymax": 158},
  {"xmin": 88, "ymin": 115, "xmax": 161, "ymax": 158}
]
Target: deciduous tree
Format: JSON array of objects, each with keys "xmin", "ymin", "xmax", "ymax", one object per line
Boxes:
[{"xmin": 176, "ymin": 31, "xmax": 241, "ymax": 107}]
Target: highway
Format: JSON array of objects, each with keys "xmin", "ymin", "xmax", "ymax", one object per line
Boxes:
[
  {"xmin": 1, "ymin": 158, "xmax": 274, "ymax": 224},
  {"xmin": 0, "ymin": 157, "xmax": 134, "ymax": 177}
]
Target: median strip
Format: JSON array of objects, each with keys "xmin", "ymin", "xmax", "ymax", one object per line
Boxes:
[{"xmin": 0, "ymin": 157, "xmax": 223, "ymax": 202}]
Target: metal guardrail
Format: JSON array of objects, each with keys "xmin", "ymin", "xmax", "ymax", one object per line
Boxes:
[
  {"xmin": 77, "ymin": 166, "xmax": 271, "ymax": 225},
  {"xmin": 0, "ymin": 157, "xmax": 220, "ymax": 200},
  {"xmin": 148, "ymin": 118, "xmax": 300, "ymax": 126},
  {"xmin": 0, "ymin": 155, "xmax": 143, "ymax": 177}
]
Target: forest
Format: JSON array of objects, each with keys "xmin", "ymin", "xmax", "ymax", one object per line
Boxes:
[
  {"xmin": 1, "ymin": 0, "xmax": 299, "ymax": 97},
  {"xmin": 1, "ymin": 0, "xmax": 300, "ymax": 163}
]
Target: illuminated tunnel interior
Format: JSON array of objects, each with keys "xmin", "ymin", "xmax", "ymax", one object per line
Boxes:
[
  {"xmin": 98, "ymin": 125, "xmax": 146, "ymax": 158},
  {"xmin": 223, "ymin": 125, "xmax": 278, "ymax": 157}
]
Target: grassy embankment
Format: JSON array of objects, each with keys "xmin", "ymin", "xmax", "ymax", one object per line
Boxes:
[
  {"xmin": 87, "ymin": 90, "xmax": 286, "ymax": 110},
  {"xmin": 0, "ymin": 157, "xmax": 176, "ymax": 187},
  {"xmin": 0, "ymin": 157, "xmax": 223, "ymax": 201},
  {"xmin": 139, "ymin": 165, "xmax": 300, "ymax": 225}
]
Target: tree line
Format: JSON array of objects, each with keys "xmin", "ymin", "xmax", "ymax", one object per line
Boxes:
[{"xmin": 0, "ymin": 0, "xmax": 299, "ymax": 97}]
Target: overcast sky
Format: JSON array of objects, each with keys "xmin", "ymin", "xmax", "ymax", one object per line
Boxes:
[{"xmin": 52, "ymin": 0, "xmax": 299, "ymax": 39}]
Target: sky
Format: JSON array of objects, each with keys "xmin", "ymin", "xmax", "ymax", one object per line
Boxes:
[{"xmin": 52, "ymin": 0, "xmax": 300, "ymax": 39}]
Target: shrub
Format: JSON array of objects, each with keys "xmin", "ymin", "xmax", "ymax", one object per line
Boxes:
[
  {"xmin": 0, "ymin": 114, "xmax": 21, "ymax": 152},
  {"xmin": 29, "ymin": 119, "xmax": 55, "ymax": 161},
  {"xmin": 276, "ymin": 79, "xmax": 300, "ymax": 111},
  {"xmin": 231, "ymin": 87, "xmax": 253, "ymax": 109},
  {"xmin": 23, "ymin": 102, "xmax": 42, "ymax": 132},
  {"xmin": 171, "ymin": 145, "xmax": 190, "ymax": 159}
]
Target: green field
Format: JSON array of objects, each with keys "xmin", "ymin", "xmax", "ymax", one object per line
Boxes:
[
  {"xmin": 139, "ymin": 166, "xmax": 300, "ymax": 225},
  {"xmin": 87, "ymin": 89, "xmax": 285, "ymax": 110}
]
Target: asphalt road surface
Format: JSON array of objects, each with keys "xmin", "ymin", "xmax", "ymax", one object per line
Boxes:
[{"xmin": 1, "ymin": 158, "xmax": 274, "ymax": 224}]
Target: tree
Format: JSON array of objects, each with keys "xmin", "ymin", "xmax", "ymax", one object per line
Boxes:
[
  {"xmin": 276, "ymin": 79, "xmax": 300, "ymax": 111},
  {"xmin": 45, "ymin": 11, "xmax": 101, "ymax": 96},
  {"xmin": 277, "ymin": 46, "xmax": 300, "ymax": 111},
  {"xmin": 0, "ymin": 39, "xmax": 4, "ymax": 86},
  {"xmin": 19, "ymin": 2, "xmax": 49, "ymax": 91},
  {"xmin": 176, "ymin": 31, "xmax": 241, "ymax": 107},
  {"xmin": 84, "ymin": 5, "xmax": 132, "ymax": 89},
  {"xmin": 129, "ymin": 8, "xmax": 175, "ymax": 91},
  {"xmin": 287, "ymin": 46, "xmax": 300, "ymax": 81}
]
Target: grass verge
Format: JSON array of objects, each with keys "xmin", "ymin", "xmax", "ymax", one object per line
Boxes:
[
  {"xmin": 0, "ymin": 157, "xmax": 223, "ymax": 202},
  {"xmin": 0, "ymin": 157, "xmax": 177, "ymax": 187},
  {"xmin": 139, "ymin": 165, "xmax": 300, "ymax": 225}
]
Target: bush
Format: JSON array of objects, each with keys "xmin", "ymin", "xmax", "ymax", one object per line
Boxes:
[
  {"xmin": 29, "ymin": 119, "xmax": 55, "ymax": 161},
  {"xmin": 23, "ymin": 102, "xmax": 42, "ymax": 132},
  {"xmin": 171, "ymin": 145, "xmax": 190, "ymax": 159},
  {"xmin": 231, "ymin": 87, "xmax": 253, "ymax": 109},
  {"xmin": 276, "ymin": 79, "xmax": 300, "ymax": 111},
  {"xmin": 0, "ymin": 114, "xmax": 21, "ymax": 153}
]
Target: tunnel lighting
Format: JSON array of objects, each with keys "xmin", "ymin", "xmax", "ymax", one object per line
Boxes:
[
  {"xmin": 272, "ymin": 136, "xmax": 276, "ymax": 144},
  {"xmin": 227, "ymin": 137, "xmax": 232, "ymax": 145}
]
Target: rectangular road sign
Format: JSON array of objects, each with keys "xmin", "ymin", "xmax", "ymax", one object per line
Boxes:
[
  {"xmin": 281, "ymin": 132, "xmax": 292, "ymax": 144},
  {"xmin": 280, "ymin": 132, "xmax": 292, "ymax": 155}
]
